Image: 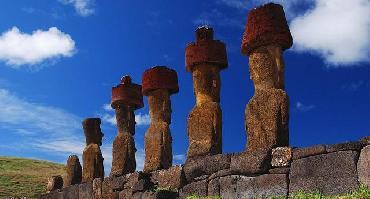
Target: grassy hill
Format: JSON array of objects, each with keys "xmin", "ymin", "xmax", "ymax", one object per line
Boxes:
[{"xmin": 0, "ymin": 156, "xmax": 65, "ymax": 199}]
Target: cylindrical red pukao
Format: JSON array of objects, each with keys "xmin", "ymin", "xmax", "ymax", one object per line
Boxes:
[
  {"xmin": 241, "ymin": 3, "xmax": 293, "ymax": 55},
  {"xmin": 142, "ymin": 66, "xmax": 179, "ymax": 96},
  {"xmin": 111, "ymin": 76, "xmax": 144, "ymax": 109},
  {"xmin": 185, "ymin": 26, "xmax": 228, "ymax": 72}
]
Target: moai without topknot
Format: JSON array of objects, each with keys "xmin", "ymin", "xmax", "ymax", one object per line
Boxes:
[
  {"xmin": 64, "ymin": 155, "xmax": 82, "ymax": 187},
  {"xmin": 142, "ymin": 66, "xmax": 179, "ymax": 172},
  {"xmin": 82, "ymin": 118, "xmax": 105, "ymax": 182},
  {"xmin": 110, "ymin": 76, "xmax": 143, "ymax": 176},
  {"xmin": 242, "ymin": 3, "xmax": 292, "ymax": 152},
  {"xmin": 185, "ymin": 26, "xmax": 228, "ymax": 159}
]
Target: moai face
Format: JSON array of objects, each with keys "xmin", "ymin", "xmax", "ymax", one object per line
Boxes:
[
  {"xmin": 83, "ymin": 119, "xmax": 104, "ymax": 146},
  {"xmin": 148, "ymin": 89, "xmax": 172, "ymax": 124},
  {"xmin": 249, "ymin": 46, "xmax": 279, "ymax": 91},
  {"xmin": 193, "ymin": 64, "xmax": 221, "ymax": 105}
]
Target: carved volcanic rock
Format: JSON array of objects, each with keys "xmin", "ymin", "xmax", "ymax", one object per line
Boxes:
[
  {"xmin": 187, "ymin": 102, "xmax": 222, "ymax": 158},
  {"xmin": 241, "ymin": 3, "xmax": 293, "ymax": 55},
  {"xmin": 142, "ymin": 66, "xmax": 179, "ymax": 95},
  {"xmin": 246, "ymin": 89, "xmax": 289, "ymax": 152},
  {"xmin": 111, "ymin": 133, "xmax": 137, "ymax": 176},
  {"xmin": 185, "ymin": 26, "xmax": 228, "ymax": 72},
  {"xmin": 47, "ymin": 175, "xmax": 63, "ymax": 193},
  {"xmin": 111, "ymin": 76, "xmax": 144, "ymax": 109},
  {"xmin": 65, "ymin": 155, "xmax": 82, "ymax": 187}
]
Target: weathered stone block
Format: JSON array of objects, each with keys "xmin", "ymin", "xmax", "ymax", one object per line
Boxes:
[
  {"xmin": 102, "ymin": 177, "xmax": 116, "ymax": 199},
  {"xmin": 93, "ymin": 178, "xmax": 102, "ymax": 199},
  {"xmin": 40, "ymin": 191, "xmax": 63, "ymax": 199},
  {"xmin": 179, "ymin": 180, "xmax": 208, "ymax": 199},
  {"xmin": 151, "ymin": 166, "xmax": 185, "ymax": 189},
  {"xmin": 271, "ymin": 147, "xmax": 292, "ymax": 167},
  {"xmin": 357, "ymin": 145, "xmax": 370, "ymax": 187},
  {"xmin": 326, "ymin": 141, "xmax": 363, "ymax": 153},
  {"xmin": 119, "ymin": 189, "xmax": 133, "ymax": 199},
  {"xmin": 208, "ymin": 178, "xmax": 220, "ymax": 196},
  {"xmin": 292, "ymin": 145, "xmax": 326, "ymax": 160},
  {"xmin": 253, "ymin": 174, "xmax": 288, "ymax": 198},
  {"xmin": 142, "ymin": 191, "xmax": 178, "ymax": 199},
  {"xmin": 79, "ymin": 182, "xmax": 93, "ymax": 199},
  {"xmin": 220, "ymin": 175, "xmax": 241, "ymax": 199},
  {"xmin": 230, "ymin": 150, "xmax": 271, "ymax": 175},
  {"xmin": 269, "ymin": 167, "xmax": 290, "ymax": 174},
  {"xmin": 360, "ymin": 136, "xmax": 370, "ymax": 146},
  {"xmin": 208, "ymin": 169, "xmax": 233, "ymax": 180},
  {"xmin": 289, "ymin": 151, "xmax": 359, "ymax": 195},
  {"xmin": 111, "ymin": 175, "xmax": 127, "ymax": 191},
  {"xmin": 184, "ymin": 154, "xmax": 231, "ymax": 182},
  {"xmin": 124, "ymin": 172, "xmax": 150, "ymax": 190},
  {"xmin": 62, "ymin": 184, "xmax": 79, "ymax": 199}
]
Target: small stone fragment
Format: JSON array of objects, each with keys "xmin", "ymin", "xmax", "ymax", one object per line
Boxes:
[{"xmin": 271, "ymin": 147, "xmax": 292, "ymax": 167}]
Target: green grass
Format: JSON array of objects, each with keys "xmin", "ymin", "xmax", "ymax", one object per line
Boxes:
[
  {"xmin": 185, "ymin": 185, "xmax": 370, "ymax": 199},
  {"xmin": 0, "ymin": 156, "xmax": 65, "ymax": 199}
]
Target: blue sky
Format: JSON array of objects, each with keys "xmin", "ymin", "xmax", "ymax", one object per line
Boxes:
[{"xmin": 0, "ymin": 0, "xmax": 369, "ymax": 173}]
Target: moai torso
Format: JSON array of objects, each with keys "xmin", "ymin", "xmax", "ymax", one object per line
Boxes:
[
  {"xmin": 185, "ymin": 26, "xmax": 227, "ymax": 159},
  {"xmin": 242, "ymin": 3, "xmax": 292, "ymax": 152},
  {"xmin": 82, "ymin": 118, "xmax": 104, "ymax": 182},
  {"xmin": 142, "ymin": 67, "xmax": 178, "ymax": 172},
  {"xmin": 65, "ymin": 155, "xmax": 82, "ymax": 187},
  {"xmin": 110, "ymin": 76, "xmax": 143, "ymax": 176}
]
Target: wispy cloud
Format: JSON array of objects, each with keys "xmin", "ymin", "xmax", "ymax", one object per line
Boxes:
[
  {"xmin": 59, "ymin": 0, "xmax": 95, "ymax": 17},
  {"xmin": 101, "ymin": 103, "xmax": 150, "ymax": 126},
  {"xmin": 0, "ymin": 27, "xmax": 75, "ymax": 69},
  {"xmin": 296, "ymin": 101, "xmax": 315, "ymax": 112}
]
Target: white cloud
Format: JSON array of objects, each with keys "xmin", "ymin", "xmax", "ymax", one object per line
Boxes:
[
  {"xmin": 290, "ymin": 0, "xmax": 370, "ymax": 66},
  {"xmin": 296, "ymin": 101, "xmax": 315, "ymax": 112},
  {"xmin": 60, "ymin": 0, "xmax": 95, "ymax": 17},
  {"xmin": 0, "ymin": 27, "xmax": 75, "ymax": 68}
]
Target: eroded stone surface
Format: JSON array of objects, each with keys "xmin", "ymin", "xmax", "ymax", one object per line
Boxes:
[
  {"xmin": 46, "ymin": 175, "xmax": 63, "ymax": 193},
  {"xmin": 246, "ymin": 88, "xmax": 289, "ymax": 152},
  {"xmin": 62, "ymin": 184, "xmax": 79, "ymax": 199},
  {"xmin": 292, "ymin": 145, "xmax": 326, "ymax": 160},
  {"xmin": 65, "ymin": 155, "xmax": 82, "ymax": 187},
  {"xmin": 111, "ymin": 131, "xmax": 137, "ymax": 176},
  {"xmin": 271, "ymin": 147, "xmax": 292, "ymax": 167},
  {"xmin": 93, "ymin": 178, "xmax": 102, "ymax": 199},
  {"xmin": 179, "ymin": 179, "xmax": 208, "ymax": 199},
  {"xmin": 82, "ymin": 118, "xmax": 104, "ymax": 183},
  {"xmin": 151, "ymin": 165, "xmax": 185, "ymax": 189},
  {"xmin": 326, "ymin": 141, "xmax": 363, "ymax": 153},
  {"xmin": 230, "ymin": 150, "xmax": 271, "ymax": 175},
  {"xmin": 79, "ymin": 182, "xmax": 93, "ymax": 199},
  {"xmin": 357, "ymin": 145, "xmax": 370, "ymax": 187},
  {"xmin": 184, "ymin": 154, "xmax": 231, "ymax": 183},
  {"xmin": 290, "ymin": 151, "xmax": 359, "ymax": 195}
]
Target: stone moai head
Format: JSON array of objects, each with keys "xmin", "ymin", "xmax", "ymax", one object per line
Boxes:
[
  {"xmin": 241, "ymin": 3, "xmax": 292, "ymax": 90},
  {"xmin": 83, "ymin": 118, "xmax": 104, "ymax": 146},
  {"xmin": 185, "ymin": 26, "xmax": 228, "ymax": 104},
  {"xmin": 111, "ymin": 75, "xmax": 144, "ymax": 134},
  {"xmin": 142, "ymin": 66, "xmax": 179, "ymax": 124}
]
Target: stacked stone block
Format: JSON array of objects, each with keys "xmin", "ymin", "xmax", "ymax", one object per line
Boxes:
[
  {"xmin": 142, "ymin": 66, "xmax": 179, "ymax": 172},
  {"xmin": 110, "ymin": 76, "xmax": 144, "ymax": 177},
  {"xmin": 242, "ymin": 3, "xmax": 291, "ymax": 152},
  {"xmin": 185, "ymin": 26, "xmax": 228, "ymax": 159}
]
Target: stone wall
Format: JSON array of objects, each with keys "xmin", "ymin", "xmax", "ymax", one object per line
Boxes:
[{"xmin": 41, "ymin": 137, "xmax": 369, "ymax": 199}]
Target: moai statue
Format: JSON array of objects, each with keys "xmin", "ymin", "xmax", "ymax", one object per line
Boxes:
[
  {"xmin": 241, "ymin": 3, "xmax": 292, "ymax": 152},
  {"xmin": 64, "ymin": 155, "xmax": 82, "ymax": 187},
  {"xmin": 82, "ymin": 118, "xmax": 105, "ymax": 182},
  {"xmin": 110, "ymin": 76, "xmax": 143, "ymax": 177},
  {"xmin": 46, "ymin": 175, "xmax": 63, "ymax": 193},
  {"xmin": 142, "ymin": 66, "xmax": 179, "ymax": 172},
  {"xmin": 185, "ymin": 26, "xmax": 228, "ymax": 159}
]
